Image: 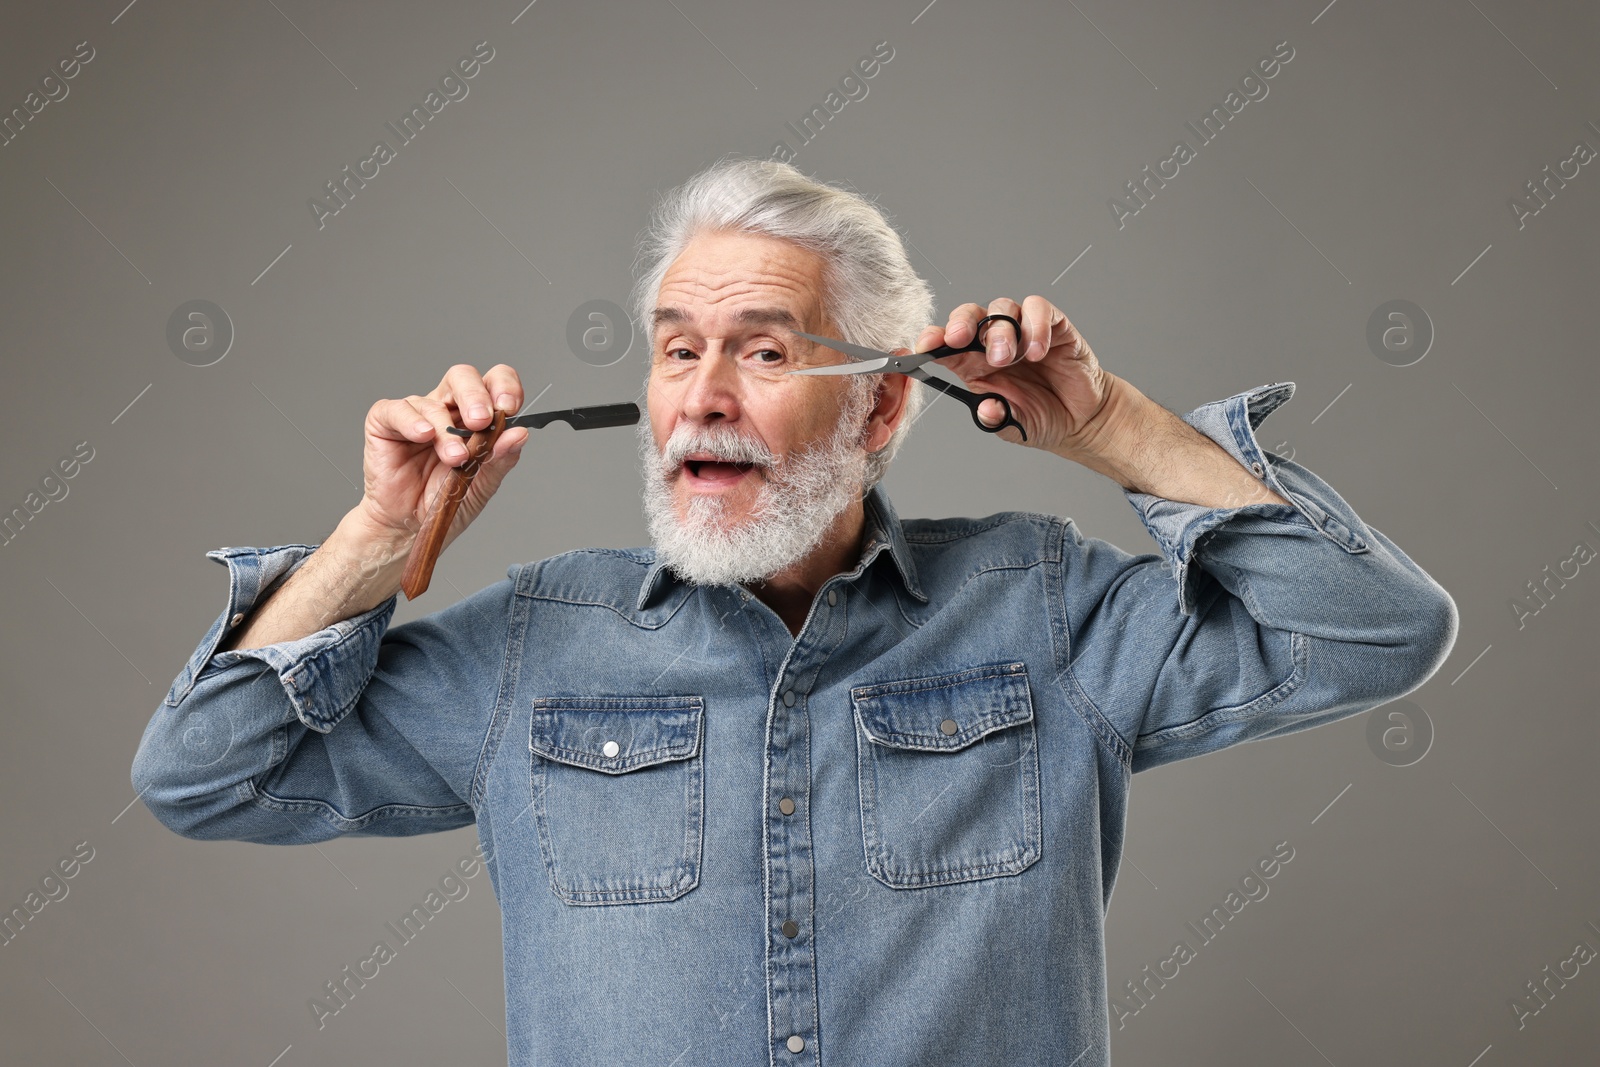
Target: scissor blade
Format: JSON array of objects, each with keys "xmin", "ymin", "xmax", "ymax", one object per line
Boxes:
[
  {"xmin": 791, "ymin": 330, "xmax": 895, "ymax": 366},
  {"xmin": 788, "ymin": 358, "xmax": 892, "ymax": 376}
]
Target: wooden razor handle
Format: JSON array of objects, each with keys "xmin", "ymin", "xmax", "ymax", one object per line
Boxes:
[{"xmin": 401, "ymin": 408, "xmax": 507, "ymax": 600}]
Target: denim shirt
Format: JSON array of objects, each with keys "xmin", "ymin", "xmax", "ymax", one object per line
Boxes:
[{"xmin": 132, "ymin": 381, "xmax": 1458, "ymax": 1067}]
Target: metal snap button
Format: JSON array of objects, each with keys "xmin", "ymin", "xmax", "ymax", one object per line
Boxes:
[
  {"xmin": 782, "ymin": 690, "xmax": 796, "ymax": 707},
  {"xmin": 602, "ymin": 740, "xmax": 620, "ymax": 758},
  {"xmin": 778, "ymin": 797, "xmax": 796, "ymax": 816},
  {"xmin": 827, "ymin": 589, "xmax": 838, "ymax": 607},
  {"xmin": 787, "ymin": 1035, "xmax": 805, "ymax": 1053},
  {"xmin": 781, "ymin": 919, "xmax": 799, "ymax": 938},
  {"xmin": 230, "ymin": 613, "xmax": 245, "ymax": 626},
  {"xmin": 1250, "ymin": 461, "xmax": 1264, "ymax": 475},
  {"xmin": 939, "ymin": 718, "xmax": 959, "ymax": 736}
]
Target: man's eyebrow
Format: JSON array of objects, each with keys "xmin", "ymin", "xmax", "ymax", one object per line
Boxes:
[
  {"xmin": 649, "ymin": 306, "xmax": 806, "ymax": 333},
  {"xmin": 731, "ymin": 307, "xmax": 804, "ymax": 332}
]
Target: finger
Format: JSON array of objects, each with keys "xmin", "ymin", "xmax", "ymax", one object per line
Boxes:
[
  {"xmin": 370, "ymin": 397, "xmax": 438, "ymax": 445},
  {"xmin": 912, "ymin": 324, "xmax": 945, "ymax": 354},
  {"xmin": 482, "ymin": 363, "xmax": 524, "ymax": 416},
  {"xmin": 982, "ymin": 297, "xmax": 1024, "ymax": 366},
  {"xmin": 943, "ymin": 302, "xmax": 987, "ymax": 347},
  {"xmin": 977, "ymin": 397, "xmax": 1027, "ymax": 443},
  {"xmin": 437, "ymin": 364, "xmax": 496, "ymax": 430},
  {"xmin": 409, "ymin": 395, "xmax": 473, "ymax": 462},
  {"xmin": 978, "ymin": 397, "xmax": 1007, "ymax": 427},
  {"xmin": 491, "ymin": 425, "xmax": 529, "ymax": 459},
  {"xmin": 1019, "ymin": 295, "xmax": 1067, "ymax": 362}
]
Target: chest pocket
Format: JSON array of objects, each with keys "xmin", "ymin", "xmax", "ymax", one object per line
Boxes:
[
  {"xmin": 528, "ymin": 695, "xmax": 704, "ymax": 906},
  {"xmin": 851, "ymin": 662, "xmax": 1042, "ymax": 889}
]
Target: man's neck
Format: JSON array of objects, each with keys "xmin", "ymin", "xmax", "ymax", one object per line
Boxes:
[{"xmin": 742, "ymin": 496, "xmax": 867, "ymax": 637}]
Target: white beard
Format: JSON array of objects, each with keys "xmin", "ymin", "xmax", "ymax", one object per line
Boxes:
[{"xmin": 637, "ymin": 379, "xmax": 877, "ymax": 587}]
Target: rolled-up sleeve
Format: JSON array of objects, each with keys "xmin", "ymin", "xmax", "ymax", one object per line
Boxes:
[
  {"xmin": 131, "ymin": 544, "xmax": 515, "ymax": 843},
  {"xmin": 1059, "ymin": 382, "xmax": 1459, "ymax": 773}
]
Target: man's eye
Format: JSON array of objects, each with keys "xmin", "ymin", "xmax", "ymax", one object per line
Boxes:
[
  {"xmin": 752, "ymin": 349, "xmax": 784, "ymax": 364},
  {"xmin": 667, "ymin": 347, "xmax": 696, "ymax": 361}
]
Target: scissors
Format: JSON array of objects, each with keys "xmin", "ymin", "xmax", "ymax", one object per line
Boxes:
[{"xmin": 788, "ymin": 313, "xmax": 1027, "ymax": 441}]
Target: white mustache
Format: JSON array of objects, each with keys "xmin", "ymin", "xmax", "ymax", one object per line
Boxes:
[{"xmin": 663, "ymin": 426, "xmax": 775, "ymax": 470}]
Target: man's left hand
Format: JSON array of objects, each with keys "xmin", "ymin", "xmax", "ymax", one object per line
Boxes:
[{"xmin": 906, "ymin": 295, "xmax": 1137, "ymax": 462}]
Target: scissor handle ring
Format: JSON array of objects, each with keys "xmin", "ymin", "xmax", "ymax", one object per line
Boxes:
[
  {"xmin": 972, "ymin": 313, "xmax": 1022, "ymax": 354},
  {"xmin": 969, "ymin": 390, "xmax": 1028, "ymax": 441},
  {"xmin": 971, "ymin": 314, "xmax": 1026, "ymax": 440}
]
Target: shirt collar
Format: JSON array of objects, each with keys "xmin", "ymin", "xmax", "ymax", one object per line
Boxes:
[{"xmin": 634, "ymin": 480, "xmax": 928, "ymax": 613}]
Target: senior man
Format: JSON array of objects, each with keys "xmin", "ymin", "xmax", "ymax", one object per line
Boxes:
[{"xmin": 133, "ymin": 158, "xmax": 1457, "ymax": 1066}]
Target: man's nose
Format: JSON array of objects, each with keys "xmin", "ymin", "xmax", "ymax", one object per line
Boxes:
[{"xmin": 680, "ymin": 347, "xmax": 743, "ymax": 425}]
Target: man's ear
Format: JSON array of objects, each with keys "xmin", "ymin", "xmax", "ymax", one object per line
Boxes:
[{"xmin": 862, "ymin": 354, "xmax": 914, "ymax": 453}]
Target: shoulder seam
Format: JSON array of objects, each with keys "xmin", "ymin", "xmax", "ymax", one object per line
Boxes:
[
  {"xmin": 1045, "ymin": 514, "xmax": 1135, "ymax": 771},
  {"xmin": 471, "ymin": 563, "xmax": 525, "ymax": 810},
  {"xmin": 902, "ymin": 509, "xmax": 1057, "ymax": 545}
]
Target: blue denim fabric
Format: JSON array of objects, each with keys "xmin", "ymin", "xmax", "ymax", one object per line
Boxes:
[{"xmin": 132, "ymin": 381, "xmax": 1458, "ymax": 1066}]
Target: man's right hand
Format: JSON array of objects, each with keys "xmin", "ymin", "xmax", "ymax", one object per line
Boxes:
[
  {"xmin": 356, "ymin": 364, "xmax": 531, "ymax": 552},
  {"xmin": 221, "ymin": 365, "xmax": 531, "ymax": 653}
]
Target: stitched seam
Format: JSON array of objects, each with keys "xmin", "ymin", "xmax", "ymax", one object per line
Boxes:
[
  {"xmin": 858, "ymin": 709, "xmax": 1031, "ymax": 749},
  {"xmin": 850, "ymin": 661, "xmax": 1026, "ymax": 699},
  {"xmin": 529, "ymin": 700, "xmax": 705, "ymax": 905},
  {"xmin": 471, "ymin": 565, "xmax": 531, "ymax": 810},
  {"xmin": 859, "ymin": 723, "xmax": 1043, "ymax": 888},
  {"xmin": 283, "ymin": 606, "xmax": 397, "ymax": 727},
  {"xmin": 521, "ymin": 593, "xmax": 658, "ymax": 625},
  {"xmin": 252, "ymin": 787, "xmax": 471, "ymax": 828},
  {"xmin": 1047, "ymin": 517, "xmax": 1135, "ymax": 770},
  {"xmin": 1135, "ymin": 630, "xmax": 1310, "ymax": 748},
  {"xmin": 902, "ymin": 511, "xmax": 1057, "ymax": 545}
]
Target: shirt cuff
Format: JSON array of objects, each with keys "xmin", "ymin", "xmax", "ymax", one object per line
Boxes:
[
  {"xmin": 1122, "ymin": 382, "xmax": 1373, "ymax": 616},
  {"xmin": 162, "ymin": 544, "xmax": 399, "ymax": 733}
]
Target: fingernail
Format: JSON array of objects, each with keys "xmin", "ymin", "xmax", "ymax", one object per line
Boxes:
[
  {"xmin": 449, "ymin": 442, "xmax": 468, "ymax": 460},
  {"xmin": 470, "ymin": 403, "xmax": 489, "ymax": 421},
  {"xmin": 496, "ymin": 393, "xmax": 516, "ymax": 411},
  {"xmin": 1025, "ymin": 340, "xmax": 1044, "ymax": 360},
  {"xmin": 413, "ymin": 420, "xmax": 432, "ymax": 435},
  {"xmin": 989, "ymin": 338, "xmax": 1010, "ymax": 365}
]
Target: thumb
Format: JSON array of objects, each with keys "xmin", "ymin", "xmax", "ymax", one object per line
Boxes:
[
  {"xmin": 478, "ymin": 430, "xmax": 527, "ymax": 489},
  {"xmin": 455, "ymin": 430, "xmax": 526, "ymax": 515}
]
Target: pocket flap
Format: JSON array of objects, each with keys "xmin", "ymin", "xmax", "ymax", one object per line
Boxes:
[
  {"xmin": 851, "ymin": 662, "xmax": 1032, "ymax": 752},
  {"xmin": 529, "ymin": 696, "xmax": 703, "ymax": 774}
]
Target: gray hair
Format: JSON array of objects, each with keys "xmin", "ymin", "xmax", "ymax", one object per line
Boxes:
[{"xmin": 630, "ymin": 156, "xmax": 935, "ymax": 490}]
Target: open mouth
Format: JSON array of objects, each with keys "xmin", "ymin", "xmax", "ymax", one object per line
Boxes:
[{"xmin": 682, "ymin": 458, "xmax": 757, "ymax": 487}]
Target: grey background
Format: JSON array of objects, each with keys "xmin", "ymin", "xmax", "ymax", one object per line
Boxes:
[{"xmin": 1, "ymin": 0, "xmax": 1595, "ymax": 1063}]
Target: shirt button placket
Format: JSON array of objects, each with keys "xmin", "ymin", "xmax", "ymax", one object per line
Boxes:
[{"xmin": 767, "ymin": 669, "xmax": 819, "ymax": 1065}]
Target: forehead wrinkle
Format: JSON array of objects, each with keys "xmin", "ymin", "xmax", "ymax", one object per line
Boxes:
[
  {"xmin": 655, "ymin": 281, "xmax": 820, "ymax": 334},
  {"xmin": 652, "ymin": 235, "xmax": 834, "ymax": 345},
  {"xmin": 659, "ymin": 247, "xmax": 823, "ymax": 298},
  {"xmin": 658, "ymin": 269, "xmax": 816, "ymax": 305}
]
